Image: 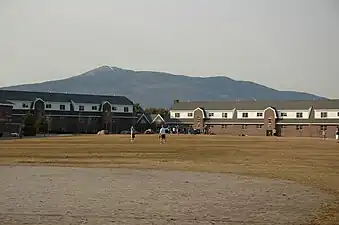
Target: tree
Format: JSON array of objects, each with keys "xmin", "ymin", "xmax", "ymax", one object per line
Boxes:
[
  {"xmin": 144, "ymin": 108, "xmax": 169, "ymax": 117},
  {"xmin": 36, "ymin": 116, "xmax": 48, "ymax": 135},
  {"xmin": 133, "ymin": 103, "xmax": 143, "ymax": 114},
  {"xmin": 22, "ymin": 112, "xmax": 36, "ymax": 136}
]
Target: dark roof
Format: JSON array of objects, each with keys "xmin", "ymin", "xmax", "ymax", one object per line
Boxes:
[
  {"xmin": 0, "ymin": 100, "xmax": 13, "ymax": 105},
  {"xmin": 0, "ymin": 90, "xmax": 133, "ymax": 105},
  {"xmin": 170, "ymin": 99, "xmax": 339, "ymax": 110}
]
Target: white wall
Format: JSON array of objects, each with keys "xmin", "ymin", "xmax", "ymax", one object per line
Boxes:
[
  {"xmin": 314, "ymin": 109, "xmax": 339, "ymax": 119},
  {"xmin": 9, "ymin": 99, "xmax": 133, "ymax": 113},
  {"xmin": 72, "ymin": 103, "xmax": 101, "ymax": 112},
  {"xmin": 236, "ymin": 110, "xmax": 264, "ymax": 119},
  {"xmin": 170, "ymin": 110, "xmax": 194, "ymax": 119},
  {"xmin": 114, "ymin": 105, "xmax": 133, "ymax": 113},
  {"xmin": 8, "ymin": 100, "xmax": 32, "ymax": 110},
  {"xmin": 204, "ymin": 110, "xmax": 234, "ymax": 119},
  {"xmin": 277, "ymin": 109, "xmax": 310, "ymax": 119},
  {"xmin": 44, "ymin": 101, "xmax": 72, "ymax": 111}
]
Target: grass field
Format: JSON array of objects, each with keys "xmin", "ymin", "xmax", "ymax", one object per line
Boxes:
[{"xmin": 0, "ymin": 134, "xmax": 338, "ymax": 224}]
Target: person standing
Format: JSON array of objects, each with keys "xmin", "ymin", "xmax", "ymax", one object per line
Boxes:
[
  {"xmin": 130, "ymin": 126, "xmax": 136, "ymax": 142},
  {"xmin": 322, "ymin": 129, "xmax": 326, "ymax": 140},
  {"xmin": 336, "ymin": 128, "xmax": 339, "ymax": 142},
  {"xmin": 159, "ymin": 125, "xmax": 167, "ymax": 144}
]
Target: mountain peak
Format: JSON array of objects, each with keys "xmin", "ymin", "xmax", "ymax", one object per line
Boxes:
[{"xmin": 0, "ymin": 66, "xmax": 324, "ymax": 108}]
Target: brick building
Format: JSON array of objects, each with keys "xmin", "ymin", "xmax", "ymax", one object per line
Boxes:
[
  {"xmin": 168, "ymin": 99, "xmax": 339, "ymax": 138},
  {"xmin": 0, "ymin": 90, "xmax": 136, "ymax": 135}
]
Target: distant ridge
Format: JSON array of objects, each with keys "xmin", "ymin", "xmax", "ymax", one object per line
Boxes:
[{"xmin": 0, "ymin": 65, "xmax": 324, "ymax": 108}]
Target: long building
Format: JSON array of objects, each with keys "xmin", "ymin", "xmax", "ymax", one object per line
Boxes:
[
  {"xmin": 0, "ymin": 90, "xmax": 136, "ymax": 135},
  {"xmin": 168, "ymin": 99, "xmax": 339, "ymax": 137}
]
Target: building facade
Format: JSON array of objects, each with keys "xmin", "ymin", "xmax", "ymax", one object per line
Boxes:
[
  {"xmin": 135, "ymin": 113, "xmax": 166, "ymax": 132},
  {"xmin": 0, "ymin": 90, "xmax": 136, "ymax": 135},
  {"xmin": 168, "ymin": 99, "xmax": 339, "ymax": 138}
]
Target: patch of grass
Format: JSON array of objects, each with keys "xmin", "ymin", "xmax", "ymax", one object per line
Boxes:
[{"xmin": 0, "ymin": 134, "xmax": 338, "ymax": 224}]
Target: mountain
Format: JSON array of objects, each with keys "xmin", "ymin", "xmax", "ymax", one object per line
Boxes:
[{"xmin": 1, "ymin": 66, "xmax": 324, "ymax": 108}]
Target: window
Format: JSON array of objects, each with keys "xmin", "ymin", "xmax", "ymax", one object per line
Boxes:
[
  {"xmin": 296, "ymin": 112, "xmax": 303, "ymax": 118},
  {"xmin": 280, "ymin": 112, "xmax": 287, "ymax": 117},
  {"xmin": 22, "ymin": 103, "xmax": 29, "ymax": 108},
  {"xmin": 208, "ymin": 112, "xmax": 214, "ymax": 117},
  {"xmin": 112, "ymin": 106, "xmax": 117, "ymax": 111},
  {"xmin": 268, "ymin": 118, "xmax": 272, "ymax": 124},
  {"xmin": 321, "ymin": 125, "xmax": 327, "ymax": 131},
  {"xmin": 296, "ymin": 125, "xmax": 303, "ymax": 130},
  {"xmin": 59, "ymin": 105, "xmax": 66, "ymax": 110},
  {"xmin": 187, "ymin": 113, "xmax": 193, "ymax": 117},
  {"xmin": 242, "ymin": 125, "xmax": 247, "ymax": 129},
  {"xmin": 79, "ymin": 105, "xmax": 84, "ymax": 111},
  {"xmin": 175, "ymin": 113, "xmax": 180, "ymax": 118},
  {"xmin": 92, "ymin": 106, "xmax": 98, "ymax": 110},
  {"xmin": 256, "ymin": 124, "xmax": 263, "ymax": 129},
  {"xmin": 124, "ymin": 107, "xmax": 129, "ymax": 112},
  {"xmin": 221, "ymin": 124, "xmax": 227, "ymax": 129},
  {"xmin": 320, "ymin": 112, "xmax": 327, "ymax": 118},
  {"xmin": 257, "ymin": 112, "xmax": 263, "ymax": 117},
  {"xmin": 222, "ymin": 113, "xmax": 228, "ymax": 118},
  {"xmin": 45, "ymin": 104, "xmax": 52, "ymax": 109},
  {"xmin": 242, "ymin": 113, "xmax": 248, "ymax": 118}
]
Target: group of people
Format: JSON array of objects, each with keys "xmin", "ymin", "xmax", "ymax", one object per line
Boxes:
[{"xmin": 130, "ymin": 125, "xmax": 168, "ymax": 144}]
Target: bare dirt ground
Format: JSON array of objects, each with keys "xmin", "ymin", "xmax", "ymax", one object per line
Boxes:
[
  {"xmin": 0, "ymin": 166, "xmax": 332, "ymax": 225},
  {"xmin": 0, "ymin": 135, "xmax": 338, "ymax": 224}
]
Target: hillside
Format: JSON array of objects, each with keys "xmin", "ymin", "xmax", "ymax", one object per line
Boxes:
[{"xmin": 1, "ymin": 66, "xmax": 324, "ymax": 108}]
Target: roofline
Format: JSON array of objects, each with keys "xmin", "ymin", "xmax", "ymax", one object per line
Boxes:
[
  {"xmin": 136, "ymin": 113, "xmax": 151, "ymax": 124},
  {"xmin": 151, "ymin": 114, "xmax": 165, "ymax": 123},
  {"xmin": 0, "ymin": 103, "xmax": 13, "ymax": 107},
  {"xmin": 0, "ymin": 89, "xmax": 129, "ymax": 99}
]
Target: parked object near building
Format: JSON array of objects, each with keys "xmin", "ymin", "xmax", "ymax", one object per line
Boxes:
[{"xmin": 167, "ymin": 99, "xmax": 339, "ymax": 138}]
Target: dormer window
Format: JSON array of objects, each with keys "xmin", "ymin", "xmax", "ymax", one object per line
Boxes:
[
  {"xmin": 242, "ymin": 112, "xmax": 248, "ymax": 118},
  {"xmin": 222, "ymin": 113, "xmax": 228, "ymax": 118},
  {"xmin": 187, "ymin": 113, "xmax": 193, "ymax": 117},
  {"xmin": 320, "ymin": 112, "xmax": 328, "ymax": 118},
  {"xmin": 112, "ymin": 106, "xmax": 117, "ymax": 111},
  {"xmin": 281, "ymin": 112, "xmax": 287, "ymax": 117},
  {"xmin": 124, "ymin": 107, "xmax": 129, "ymax": 112},
  {"xmin": 22, "ymin": 103, "xmax": 29, "ymax": 108},
  {"xmin": 208, "ymin": 112, "xmax": 214, "ymax": 117},
  {"xmin": 257, "ymin": 112, "xmax": 263, "ymax": 117},
  {"xmin": 60, "ymin": 105, "xmax": 66, "ymax": 110},
  {"xmin": 296, "ymin": 112, "xmax": 303, "ymax": 118},
  {"xmin": 92, "ymin": 106, "xmax": 98, "ymax": 110},
  {"xmin": 46, "ymin": 104, "xmax": 52, "ymax": 109},
  {"xmin": 79, "ymin": 105, "xmax": 84, "ymax": 111}
]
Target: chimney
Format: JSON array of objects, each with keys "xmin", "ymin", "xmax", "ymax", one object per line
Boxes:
[{"xmin": 174, "ymin": 100, "xmax": 179, "ymax": 104}]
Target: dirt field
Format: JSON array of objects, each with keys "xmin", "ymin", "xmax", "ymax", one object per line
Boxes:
[{"xmin": 0, "ymin": 134, "xmax": 338, "ymax": 224}]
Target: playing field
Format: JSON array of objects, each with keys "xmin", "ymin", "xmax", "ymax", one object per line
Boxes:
[{"xmin": 0, "ymin": 135, "xmax": 338, "ymax": 224}]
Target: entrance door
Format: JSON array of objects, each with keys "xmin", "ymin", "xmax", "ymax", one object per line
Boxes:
[{"xmin": 266, "ymin": 130, "xmax": 272, "ymax": 136}]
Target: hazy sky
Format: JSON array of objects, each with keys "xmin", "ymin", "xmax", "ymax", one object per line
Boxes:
[{"xmin": 0, "ymin": 0, "xmax": 338, "ymax": 98}]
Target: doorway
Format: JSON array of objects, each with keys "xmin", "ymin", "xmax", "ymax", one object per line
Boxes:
[{"xmin": 266, "ymin": 130, "xmax": 272, "ymax": 136}]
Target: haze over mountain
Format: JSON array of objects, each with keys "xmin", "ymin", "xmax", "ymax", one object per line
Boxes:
[{"xmin": 1, "ymin": 66, "xmax": 324, "ymax": 108}]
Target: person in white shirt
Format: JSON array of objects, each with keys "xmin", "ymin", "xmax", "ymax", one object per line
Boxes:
[
  {"xmin": 130, "ymin": 126, "xmax": 136, "ymax": 142},
  {"xmin": 159, "ymin": 125, "xmax": 167, "ymax": 144}
]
